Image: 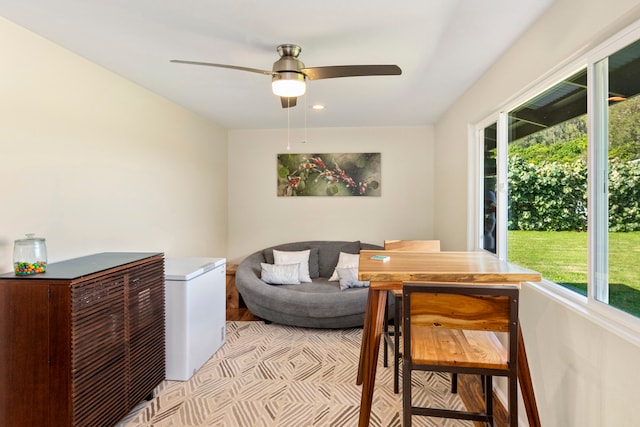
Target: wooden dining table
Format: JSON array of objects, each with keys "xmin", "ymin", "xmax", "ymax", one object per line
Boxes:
[{"xmin": 356, "ymin": 250, "xmax": 543, "ymax": 427}]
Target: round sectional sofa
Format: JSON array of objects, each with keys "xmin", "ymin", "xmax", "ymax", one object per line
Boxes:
[{"xmin": 235, "ymin": 240, "xmax": 385, "ymax": 328}]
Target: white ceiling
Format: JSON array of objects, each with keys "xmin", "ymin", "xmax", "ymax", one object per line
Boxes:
[{"xmin": 1, "ymin": 0, "xmax": 556, "ymax": 129}]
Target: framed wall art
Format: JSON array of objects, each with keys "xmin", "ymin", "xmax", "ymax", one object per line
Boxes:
[{"xmin": 277, "ymin": 152, "xmax": 381, "ymax": 197}]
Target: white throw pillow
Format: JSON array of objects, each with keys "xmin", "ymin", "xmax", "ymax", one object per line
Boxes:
[
  {"xmin": 336, "ymin": 267, "xmax": 370, "ymax": 291},
  {"xmin": 329, "ymin": 252, "xmax": 360, "ymax": 281},
  {"xmin": 273, "ymin": 249, "xmax": 312, "ymax": 282},
  {"xmin": 260, "ymin": 263, "xmax": 301, "ymax": 285}
]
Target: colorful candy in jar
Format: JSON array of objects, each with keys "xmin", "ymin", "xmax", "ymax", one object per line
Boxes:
[{"xmin": 14, "ymin": 261, "xmax": 47, "ymax": 275}]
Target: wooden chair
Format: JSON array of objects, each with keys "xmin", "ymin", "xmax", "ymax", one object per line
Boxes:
[
  {"xmin": 402, "ymin": 282, "xmax": 520, "ymax": 427},
  {"xmin": 383, "ymin": 239, "xmax": 441, "ymax": 252},
  {"xmin": 382, "ymin": 240, "xmax": 440, "ymax": 393}
]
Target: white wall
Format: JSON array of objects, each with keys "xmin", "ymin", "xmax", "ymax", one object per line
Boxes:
[
  {"xmin": 521, "ymin": 285, "xmax": 640, "ymax": 426},
  {"xmin": 227, "ymin": 126, "xmax": 434, "ymax": 263},
  {"xmin": 0, "ymin": 17, "xmax": 228, "ymax": 272},
  {"xmin": 434, "ymin": 0, "xmax": 640, "ymax": 425}
]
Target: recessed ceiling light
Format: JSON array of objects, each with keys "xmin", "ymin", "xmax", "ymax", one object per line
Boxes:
[{"xmin": 311, "ymin": 104, "xmax": 325, "ymax": 110}]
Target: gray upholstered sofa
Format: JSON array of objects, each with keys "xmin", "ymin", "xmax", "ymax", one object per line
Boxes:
[{"xmin": 236, "ymin": 240, "xmax": 383, "ymax": 328}]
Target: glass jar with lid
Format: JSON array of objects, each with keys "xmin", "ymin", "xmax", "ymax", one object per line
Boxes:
[{"xmin": 13, "ymin": 234, "xmax": 48, "ymax": 275}]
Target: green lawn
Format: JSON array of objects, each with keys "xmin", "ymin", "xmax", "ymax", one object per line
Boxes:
[{"xmin": 508, "ymin": 230, "xmax": 640, "ymax": 317}]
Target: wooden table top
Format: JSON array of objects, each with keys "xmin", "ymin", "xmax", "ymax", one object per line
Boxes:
[{"xmin": 358, "ymin": 250, "xmax": 541, "ymax": 288}]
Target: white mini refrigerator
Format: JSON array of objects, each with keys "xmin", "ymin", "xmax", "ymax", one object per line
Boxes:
[{"xmin": 164, "ymin": 257, "xmax": 226, "ymax": 381}]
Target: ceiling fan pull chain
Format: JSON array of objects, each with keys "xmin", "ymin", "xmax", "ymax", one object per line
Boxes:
[
  {"xmin": 287, "ymin": 97, "xmax": 291, "ymax": 151},
  {"xmin": 303, "ymin": 92, "xmax": 308, "ymax": 144}
]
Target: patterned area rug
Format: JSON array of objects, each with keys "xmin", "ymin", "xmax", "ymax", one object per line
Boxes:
[{"xmin": 121, "ymin": 321, "xmax": 472, "ymax": 426}]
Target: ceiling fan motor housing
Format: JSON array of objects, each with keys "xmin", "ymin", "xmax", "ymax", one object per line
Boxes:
[
  {"xmin": 272, "ymin": 44, "xmax": 307, "ymax": 96},
  {"xmin": 272, "ymin": 57, "xmax": 305, "ymax": 73}
]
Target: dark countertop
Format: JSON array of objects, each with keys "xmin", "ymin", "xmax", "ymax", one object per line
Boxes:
[{"xmin": 0, "ymin": 252, "xmax": 162, "ymax": 281}]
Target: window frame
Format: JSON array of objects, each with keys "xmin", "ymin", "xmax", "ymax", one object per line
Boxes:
[{"xmin": 470, "ymin": 19, "xmax": 640, "ymax": 346}]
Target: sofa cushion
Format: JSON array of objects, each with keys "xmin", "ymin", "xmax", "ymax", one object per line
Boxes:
[
  {"xmin": 308, "ymin": 247, "xmax": 320, "ymax": 278},
  {"xmin": 336, "ymin": 267, "xmax": 370, "ymax": 290},
  {"xmin": 273, "ymin": 249, "xmax": 312, "ymax": 282},
  {"xmin": 260, "ymin": 263, "xmax": 301, "ymax": 285},
  {"xmin": 264, "ymin": 246, "xmax": 320, "ymax": 279},
  {"xmin": 318, "ymin": 241, "xmax": 360, "ymax": 278},
  {"xmin": 329, "ymin": 252, "xmax": 360, "ymax": 281}
]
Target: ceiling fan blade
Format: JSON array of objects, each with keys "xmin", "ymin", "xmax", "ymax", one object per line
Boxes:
[
  {"xmin": 280, "ymin": 97, "xmax": 297, "ymax": 108},
  {"xmin": 301, "ymin": 65, "xmax": 401, "ymax": 80},
  {"xmin": 170, "ymin": 60, "xmax": 274, "ymax": 76}
]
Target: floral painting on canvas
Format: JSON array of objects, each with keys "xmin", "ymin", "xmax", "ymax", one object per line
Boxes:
[{"xmin": 277, "ymin": 153, "xmax": 381, "ymax": 197}]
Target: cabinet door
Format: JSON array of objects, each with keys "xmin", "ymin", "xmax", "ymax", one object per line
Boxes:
[
  {"xmin": 0, "ymin": 283, "xmax": 50, "ymax": 426},
  {"xmin": 126, "ymin": 258, "xmax": 165, "ymax": 407},
  {"xmin": 70, "ymin": 272, "xmax": 126, "ymax": 427}
]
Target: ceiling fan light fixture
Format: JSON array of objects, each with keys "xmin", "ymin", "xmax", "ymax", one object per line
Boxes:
[{"xmin": 272, "ymin": 72, "xmax": 306, "ymax": 97}]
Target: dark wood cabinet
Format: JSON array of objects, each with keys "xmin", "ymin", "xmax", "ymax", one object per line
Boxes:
[{"xmin": 0, "ymin": 252, "xmax": 165, "ymax": 427}]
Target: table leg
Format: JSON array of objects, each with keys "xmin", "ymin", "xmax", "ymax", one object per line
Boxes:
[
  {"xmin": 357, "ymin": 288, "xmax": 387, "ymax": 427},
  {"xmin": 518, "ymin": 324, "xmax": 541, "ymax": 427},
  {"xmin": 357, "ymin": 287, "xmax": 374, "ymax": 385}
]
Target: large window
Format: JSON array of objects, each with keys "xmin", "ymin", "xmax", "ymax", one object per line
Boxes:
[
  {"xmin": 597, "ymin": 39, "xmax": 640, "ymax": 316},
  {"xmin": 476, "ymin": 28, "xmax": 640, "ymax": 321},
  {"xmin": 507, "ymin": 69, "xmax": 588, "ymax": 297}
]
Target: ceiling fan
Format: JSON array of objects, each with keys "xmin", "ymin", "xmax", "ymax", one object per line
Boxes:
[{"xmin": 171, "ymin": 44, "xmax": 402, "ymax": 108}]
